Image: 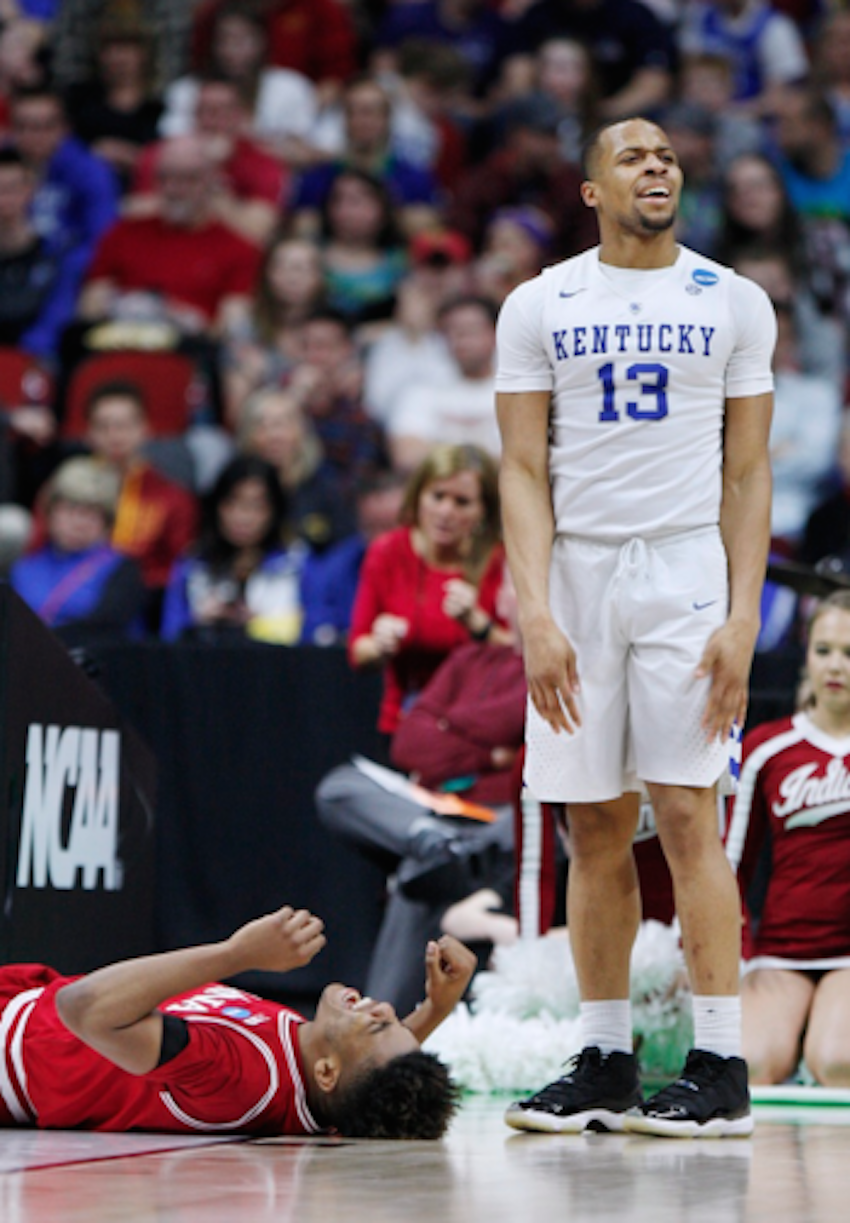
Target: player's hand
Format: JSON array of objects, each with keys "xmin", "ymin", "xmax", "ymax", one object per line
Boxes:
[
  {"xmin": 523, "ymin": 615, "xmax": 581, "ymax": 734},
  {"xmin": 423, "ymin": 935, "xmax": 477, "ymax": 1017},
  {"xmin": 227, "ymin": 905, "xmax": 326, "ymax": 974},
  {"xmin": 695, "ymin": 619, "xmax": 758, "ymax": 741}
]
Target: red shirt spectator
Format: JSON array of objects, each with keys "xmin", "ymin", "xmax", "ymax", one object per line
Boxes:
[{"xmin": 191, "ymin": 0, "xmax": 357, "ymax": 89}]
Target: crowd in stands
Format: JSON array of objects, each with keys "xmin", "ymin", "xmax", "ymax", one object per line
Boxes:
[{"xmin": 0, "ymin": 0, "xmax": 846, "ymax": 655}]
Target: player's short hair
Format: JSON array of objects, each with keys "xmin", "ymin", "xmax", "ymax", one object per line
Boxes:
[
  {"xmin": 580, "ymin": 115, "xmax": 660, "ymax": 180},
  {"xmin": 326, "ymin": 1050, "xmax": 461, "ymax": 1139}
]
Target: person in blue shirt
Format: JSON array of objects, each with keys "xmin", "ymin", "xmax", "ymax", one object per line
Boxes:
[
  {"xmin": 11, "ymin": 455, "xmax": 146, "ymax": 643},
  {"xmin": 161, "ymin": 454, "xmax": 325, "ymax": 645},
  {"xmin": 773, "ymin": 87, "xmax": 850, "ymax": 222},
  {"xmin": 9, "ymin": 85, "xmax": 119, "ymax": 300}
]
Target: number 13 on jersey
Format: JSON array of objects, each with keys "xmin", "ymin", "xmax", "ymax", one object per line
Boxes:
[{"xmin": 597, "ymin": 362, "xmax": 669, "ymax": 422}]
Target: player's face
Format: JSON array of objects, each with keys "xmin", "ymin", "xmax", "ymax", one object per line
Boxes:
[
  {"xmin": 583, "ymin": 119, "xmax": 682, "ymax": 237},
  {"xmin": 314, "ymin": 984, "xmax": 419, "ymax": 1079},
  {"xmin": 807, "ymin": 608, "xmax": 850, "ymax": 716}
]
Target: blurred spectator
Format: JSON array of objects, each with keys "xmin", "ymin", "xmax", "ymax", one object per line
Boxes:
[
  {"xmin": 811, "ymin": 10, "xmax": 850, "ymax": 150},
  {"xmin": 298, "ymin": 469, "xmax": 407, "ymax": 643},
  {"xmin": 348, "ymin": 442, "xmax": 504, "ymax": 735},
  {"xmin": 78, "ymin": 379, "xmax": 198, "ymax": 614},
  {"xmin": 363, "ymin": 229, "xmax": 471, "ymax": 428},
  {"xmin": 680, "ymin": 0, "xmax": 809, "ymax": 114},
  {"xmin": 9, "ymin": 86, "xmax": 119, "ymax": 300},
  {"xmin": 160, "ymin": 453, "xmax": 321, "ymax": 644},
  {"xmin": 662, "ymin": 102, "xmax": 723, "ymax": 257},
  {"xmin": 11, "ymin": 455, "xmax": 146, "ymax": 644},
  {"xmin": 678, "ymin": 52, "xmax": 765, "ymax": 167},
  {"xmin": 286, "ymin": 308, "xmax": 387, "ymax": 499},
  {"xmin": 222, "ymin": 234, "xmax": 326, "ymax": 426},
  {"xmin": 0, "ymin": 16, "xmax": 50, "ymax": 108},
  {"xmin": 733, "ymin": 246, "xmax": 845, "ymax": 392},
  {"xmin": 291, "ymin": 75, "xmax": 441, "ymax": 240},
  {"xmin": 131, "ymin": 76, "xmax": 286, "ymax": 245},
  {"xmin": 772, "ymin": 88, "xmax": 850, "ymax": 224},
  {"xmin": 63, "ymin": 13, "xmax": 163, "ymax": 191},
  {"xmin": 388, "ymin": 295, "xmax": 499, "ymax": 472},
  {"xmin": 161, "ymin": 4, "xmax": 318, "ymax": 166},
  {"xmin": 236, "ymin": 385, "xmax": 355, "ymax": 551},
  {"xmin": 503, "ymin": 0, "xmax": 674, "ymax": 119},
  {"xmin": 446, "ymin": 92, "xmax": 596, "ymax": 260},
  {"xmin": 371, "ymin": 0, "xmax": 512, "ymax": 96},
  {"xmin": 716, "ymin": 151, "xmax": 803, "ymax": 266},
  {"xmin": 0, "ymin": 145, "xmax": 81, "ymax": 361},
  {"xmin": 492, "ymin": 37, "xmax": 600, "ymax": 168},
  {"xmin": 767, "ymin": 298, "xmax": 842, "ymax": 552},
  {"xmin": 51, "ymin": 0, "xmax": 196, "ymax": 91},
  {"xmin": 78, "ymin": 135, "xmax": 261, "ymax": 339},
  {"xmin": 473, "ymin": 204, "xmax": 554, "ymax": 305},
  {"xmin": 190, "ymin": 0, "xmax": 358, "ymax": 106},
  {"xmin": 319, "ymin": 168, "xmax": 409, "ymax": 329},
  {"xmin": 532, "ymin": 37, "xmax": 599, "ymax": 164},
  {"xmin": 801, "ymin": 412, "xmax": 850, "ymax": 574},
  {"xmin": 377, "ymin": 38, "xmax": 471, "ymax": 191}
]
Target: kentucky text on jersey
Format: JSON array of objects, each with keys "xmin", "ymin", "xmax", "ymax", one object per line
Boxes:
[{"xmin": 551, "ymin": 323, "xmax": 717, "ymax": 361}]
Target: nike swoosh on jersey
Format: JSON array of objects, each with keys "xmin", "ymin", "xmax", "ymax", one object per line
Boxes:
[
  {"xmin": 692, "ymin": 600, "xmax": 719, "ymax": 611},
  {"xmin": 559, "ymin": 288, "xmax": 587, "ymax": 298}
]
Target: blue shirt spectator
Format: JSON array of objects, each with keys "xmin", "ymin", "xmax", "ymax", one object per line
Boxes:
[{"xmin": 10, "ymin": 87, "xmax": 119, "ymax": 297}]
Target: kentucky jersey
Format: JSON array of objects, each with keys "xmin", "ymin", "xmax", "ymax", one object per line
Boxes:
[
  {"xmin": 495, "ymin": 245, "xmax": 776, "ymax": 541},
  {"xmin": 727, "ymin": 712, "xmax": 850, "ymax": 961}
]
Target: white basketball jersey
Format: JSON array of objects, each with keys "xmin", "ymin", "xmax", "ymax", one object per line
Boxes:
[{"xmin": 495, "ymin": 245, "xmax": 776, "ymax": 541}]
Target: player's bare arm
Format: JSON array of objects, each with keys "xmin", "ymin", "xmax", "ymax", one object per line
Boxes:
[
  {"xmin": 55, "ymin": 905, "xmax": 326, "ymax": 1075},
  {"xmin": 697, "ymin": 391, "xmax": 774, "ymax": 740},
  {"xmin": 403, "ymin": 935, "xmax": 477, "ymax": 1044},
  {"xmin": 496, "ymin": 388, "xmax": 581, "ymax": 733}
]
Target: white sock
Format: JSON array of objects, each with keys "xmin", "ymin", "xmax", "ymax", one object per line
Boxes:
[
  {"xmin": 579, "ymin": 1000, "xmax": 633, "ymax": 1055},
  {"xmin": 692, "ymin": 995, "xmax": 741, "ymax": 1059}
]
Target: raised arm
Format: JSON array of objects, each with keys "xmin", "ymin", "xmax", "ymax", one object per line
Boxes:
[
  {"xmin": 402, "ymin": 935, "xmax": 477, "ymax": 1044},
  {"xmin": 496, "ymin": 389, "xmax": 579, "ymax": 733},
  {"xmin": 698, "ymin": 391, "xmax": 774, "ymax": 739},
  {"xmin": 55, "ymin": 906, "xmax": 326, "ymax": 1076}
]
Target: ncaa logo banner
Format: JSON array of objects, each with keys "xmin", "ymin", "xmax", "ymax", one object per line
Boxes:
[{"xmin": 17, "ymin": 723, "xmax": 122, "ymax": 892}]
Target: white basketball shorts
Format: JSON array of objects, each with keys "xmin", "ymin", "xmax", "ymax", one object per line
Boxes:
[{"xmin": 524, "ymin": 526, "xmax": 731, "ymax": 803}]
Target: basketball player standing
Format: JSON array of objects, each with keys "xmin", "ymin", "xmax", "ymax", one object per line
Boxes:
[{"xmin": 496, "ymin": 117, "xmax": 776, "ymax": 1136}]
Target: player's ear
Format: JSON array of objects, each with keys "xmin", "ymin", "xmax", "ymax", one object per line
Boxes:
[
  {"xmin": 580, "ymin": 180, "xmax": 598, "ymax": 209},
  {"xmin": 312, "ymin": 1054, "xmax": 342, "ymax": 1095}
]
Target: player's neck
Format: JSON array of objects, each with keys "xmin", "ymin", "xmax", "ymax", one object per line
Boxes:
[{"xmin": 598, "ymin": 231, "xmax": 679, "ymax": 270}]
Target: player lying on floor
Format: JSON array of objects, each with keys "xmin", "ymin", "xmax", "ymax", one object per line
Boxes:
[{"xmin": 0, "ymin": 904, "xmax": 475, "ymax": 1138}]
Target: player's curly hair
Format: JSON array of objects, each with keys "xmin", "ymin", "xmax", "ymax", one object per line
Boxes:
[{"xmin": 327, "ymin": 1051, "xmax": 461, "ymax": 1139}]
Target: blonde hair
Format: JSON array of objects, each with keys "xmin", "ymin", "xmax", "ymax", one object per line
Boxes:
[
  {"xmin": 401, "ymin": 443, "xmax": 501, "ymax": 582},
  {"xmin": 47, "ymin": 457, "xmax": 121, "ymax": 522},
  {"xmin": 797, "ymin": 589, "xmax": 850, "ymax": 709},
  {"xmin": 237, "ymin": 386, "xmax": 323, "ymax": 488}
]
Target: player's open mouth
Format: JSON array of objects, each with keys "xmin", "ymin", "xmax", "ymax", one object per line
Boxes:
[
  {"xmin": 341, "ymin": 989, "xmax": 377, "ymax": 1011},
  {"xmin": 638, "ymin": 186, "xmax": 670, "ymax": 199}
]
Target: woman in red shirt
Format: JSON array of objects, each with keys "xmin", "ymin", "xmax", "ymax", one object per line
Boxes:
[{"xmin": 349, "ymin": 443, "xmax": 504, "ymax": 735}]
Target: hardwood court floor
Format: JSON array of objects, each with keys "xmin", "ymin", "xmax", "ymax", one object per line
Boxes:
[{"xmin": 2, "ymin": 1095, "xmax": 849, "ymax": 1223}]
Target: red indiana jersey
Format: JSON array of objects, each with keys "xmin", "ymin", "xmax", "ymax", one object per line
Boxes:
[
  {"xmin": 726, "ymin": 712, "xmax": 850, "ymax": 961},
  {"xmin": 0, "ymin": 968, "xmax": 323, "ymax": 1134}
]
